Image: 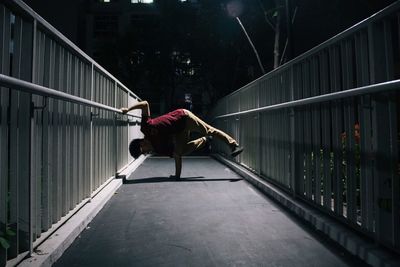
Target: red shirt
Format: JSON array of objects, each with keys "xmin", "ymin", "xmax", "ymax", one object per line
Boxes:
[{"xmin": 141, "ymin": 109, "xmax": 187, "ymax": 156}]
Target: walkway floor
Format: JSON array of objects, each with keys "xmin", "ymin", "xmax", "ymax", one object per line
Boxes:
[{"xmin": 54, "ymin": 157, "xmax": 367, "ymax": 267}]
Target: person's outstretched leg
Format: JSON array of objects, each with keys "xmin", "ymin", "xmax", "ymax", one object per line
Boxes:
[{"xmin": 182, "ymin": 110, "xmax": 243, "ymax": 156}]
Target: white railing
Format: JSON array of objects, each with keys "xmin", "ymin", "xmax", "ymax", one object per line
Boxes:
[
  {"xmin": 0, "ymin": 1, "xmax": 142, "ymax": 266},
  {"xmin": 209, "ymin": 1, "xmax": 400, "ymax": 254}
]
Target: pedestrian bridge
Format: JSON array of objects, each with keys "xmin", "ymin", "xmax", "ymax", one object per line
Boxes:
[{"xmin": 1, "ymin": 0, "xmax": 400, "ymax": 266}]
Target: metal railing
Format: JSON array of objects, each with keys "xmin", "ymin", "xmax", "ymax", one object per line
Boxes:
[
  {"xmin": 209, "ymin": 1, "xmax": 400, "ymax": 254},
  {"xmin": 0, "ymin": 1, "xmax": 142, "ymax": 266}
]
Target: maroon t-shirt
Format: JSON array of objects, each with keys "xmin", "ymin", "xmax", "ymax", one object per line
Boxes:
[{"xmin": 141, "ymin": 109, "xmax": 187, "ymax": 156}]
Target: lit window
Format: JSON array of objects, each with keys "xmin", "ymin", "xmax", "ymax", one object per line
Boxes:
[{"xmin": 131, "ymin": 0, "xmax": 153, "ymax": 3}]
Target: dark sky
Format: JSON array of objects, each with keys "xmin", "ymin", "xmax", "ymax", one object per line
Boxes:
[
  {"xmin": 21, "ymin": 0, "xmax": 398, "ymax": 58},
  {"xmin": 20, "ymin": 0, "xmax": 399, "ymax": 99},
  {"xmin": 22, "ymin": 0, "xmax": 81, "ymax": 44}
]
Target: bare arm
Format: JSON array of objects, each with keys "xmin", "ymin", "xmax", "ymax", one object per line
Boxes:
[
  {"xmin": 120, "ymin": 100, "xmax": 150, "ymax": 117},
  {"xmin": 173, "ymin": 154, "xmax": 182, "ymax": 178}
]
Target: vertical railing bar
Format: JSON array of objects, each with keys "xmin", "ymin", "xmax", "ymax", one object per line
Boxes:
[
  {"xmin": 80, "ymin": 62, "xmax": 85, "ymax": 200},
  {"xmin": 65, "ymin": 50, "xmax": 70, "ymax": 213},
  {"xmin": 343, "ymin": 39, "xmax": 357, "ymax": 222},
  {"xmin": 102, "ymin": 76, "xmax": 106, "ymax": 184},
  {"xmin": 71, "ymin": 55, "xmax": 77, "ymax": 207},
  {"xmin": 258, "ymin": 81, "xmax": 262, "ymax": 176},
  {"xmin": 60, "ymin": 46, "xmax": 67, "ymax": 217},
  {"xmin": 27, "ymin": 16, "xmax": 36, "ymax": 256},
  {"xmin": 36, "ymin": 30, "xmax": 45, "ymax": 238},
  {"xmin": 312, "ymin": 56, "xmax": 322, "ymax": 205},
  {"xmin": 296, "ymin": 65, "xmax": 305, "ymax": 197},
  {"xmin": 51, "ymin": 40, "xmax": 60, "ymax": 224},
  {"xmin": 96, "ymin": 73, "xmax": 100, "ymax": 189},
  {"xmin": 108, "ymin": 79, "xmax": 112, "ymax": 178},
  {"xmin": 290, "ymin": 65, "xmax": 296, "ymax": 194},
  {"xmin": 275, "ymin": 77, "xmax": 280, "ymax": 183},
  {"xmin": 42, "ymin": 34, "xmax": 50, "ymax": 232},
  {"xmin": 369, "ymin": 20, "xmax": 394, "ymax": 246},
  {"xmin": 285, "ymin": 72, "xmax": 291, "ymax": 188},
  {"xmin": 0, "ymin": 3, "xmax": 11, "ymax": 264},
  {"xmin": 393, "ymin": 15, "xmax": 400, "ymax": 251},
  {"xmin": 278, "ymin": 78, "xmax": 283, "ymax": 185},
  {"xmin": 93, "ymin": 71, "xmax": 97, "ymax": 191},
  {"xmin": 114, "ymin": 80, "xmax": 118, "ymax": 177},
  {"xmin": 280, "ymin": 77, "xmax": 284, "ymax": 186},
  {"xmin": 356, "ymin": 31, "xmax": 366, "ymax": 227},
  {"xmin": 90, "ymin": 63, "xmax": 93, "ymax": 195},
  {"xmin": 15, "ymin": 15, "xmax": 32, "ymax": 255},
  {"xmin": 99, "ymin": 76, "xmax": 103, "ymax": 185},
  {"xmin": 330, "ymin": 45, "xmax": 343, "ymax": 216},
  {"xmin": 66, "ymin": 52, "xmax": 71, "ymax": 210},
  {"xmin": 271, "ymin": 79, "xmax": 276, "ymax": 181},
  {"xmin": 9, "ymin": 14, "xmax": 20, "ymax": 259},
  {"xmin": 304, "ymin": 61, "xmax": 313, "ymax": 200},
  {"xmin": 71, "ymin": 53, "xmax": 76, "ymax": 208},
  {"xmin": 383, "ymin": 19, "xmax": 398, "ymax": 249},
  {"xmin": 126, "ymin": 93, "xmax": 130, "ymax": 166},
  {"xmin": 48, "ymin": 39, "xmax": 54, "ymax": 225},
  {"xmin": 320, "ymin": 51, "xmax": 331, "ymax": 210},
  {"xmin": 270, "ymin": 80, "xmax": 276, "ymax": 181},
  {"xmin": 77, "ymin": 61, "xmax": 82, "ymax": 202},
  {"xmin": 292, "ymin": 65, "xmax": 300, "ymax": 196},
  {"xmin": 358, "ymin": 30, "xmax": 373, "ymax": 230},
  {"xmin": 265, "ymin": 82, "xmax": 270, "ymax": 178},
  {"xmin": 75, "ymin": 58, "xmax": 80, "ymax": 204}
]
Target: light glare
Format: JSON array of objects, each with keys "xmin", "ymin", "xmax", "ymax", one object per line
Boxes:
[{"xmin": 226, "ymin": 0, "xmax": 243, "ymax": 17}]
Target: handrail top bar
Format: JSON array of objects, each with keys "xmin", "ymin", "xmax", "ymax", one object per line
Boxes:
[
  {"xmin": 8, "ymin": 0, "xmax": 140, "ymax": 100},
  {"xmin": 213, "ymin": 79, "xmax": 400, "ymax": 119},
  {"xmin": 217, "ymin": 0, "xmax": 400, "ymax": 102},
  {"xmin": 0, "ymin": 74, "xmax": 141, "ymax": 118}
]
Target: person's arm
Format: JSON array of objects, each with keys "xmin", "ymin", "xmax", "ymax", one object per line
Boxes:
[
  {"xmin": 120, "ymin": 100, "xmax": 150, "ymax": 117},
  {"xmin": 173, "ymin": 154, "xmax": 182, "ymax": 179}
]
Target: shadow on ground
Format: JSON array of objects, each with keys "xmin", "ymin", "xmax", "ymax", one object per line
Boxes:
[{"xmin": 124, "ymin": 176, "xmax": 242, "ymax": 184}]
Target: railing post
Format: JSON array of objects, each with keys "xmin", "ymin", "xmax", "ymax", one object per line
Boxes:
[
  {"xmin": 289, "ymin": 64, "xmax": 296, "ymax": 197},
  {"xmin": 28, "ymin": 17, "xmax": 37, "ymax": 256},
  {"xmin": 258, "ymin": 82, "xmax": 262, "ymax": 176},
  {"xmin": 368, "ymin": 20, "xmax": 398, "ymax": 248},
  {"xmin": 0, "ymin": 4, "xmax": 10, "ymax": 265},
  {"xmin": 90, "ymin": 64, "xmax": 94, "ymax": 195},
  {"xmin": 114, "ymin": 80, "xmax": 118, "ymax": 178}
]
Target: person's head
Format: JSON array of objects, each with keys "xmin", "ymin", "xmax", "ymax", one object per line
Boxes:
[{"xmin": 129, "ymin": 138, "xmax": 153, "ymax": 158}]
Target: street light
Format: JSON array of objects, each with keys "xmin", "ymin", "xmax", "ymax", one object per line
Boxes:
[{"xmin": 226, "ymin": 0, "xmax": 266, "ymax": 74}]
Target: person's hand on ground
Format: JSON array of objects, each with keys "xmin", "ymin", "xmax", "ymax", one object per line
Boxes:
[{"xmin": 169, "ymin": 175, "xmax": 180, "ymax": 181}]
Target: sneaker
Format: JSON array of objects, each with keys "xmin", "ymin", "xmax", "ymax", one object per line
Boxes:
[{"xmin": 231, "ymin": 145, "xmax": 244, "ymax": 157}]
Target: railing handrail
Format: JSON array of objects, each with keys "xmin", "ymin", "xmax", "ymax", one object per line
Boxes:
[
  {"xmin": 0, "ymin": 74, "xmax": 140, "ymax": 118},
  {"xmin": 7, "ymin": 0, "xmax": 139, "ymax": 99},
  {"xmin": 213, "ymin": 79, "xmax": 400, "ymax": 119},
  {"xmin": 216, "ymin": 0, "xmax": 400, "ymax": 103}
]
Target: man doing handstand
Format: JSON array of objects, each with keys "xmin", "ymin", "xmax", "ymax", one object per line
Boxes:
[{"xmin": 120, "ymin": 101, "xmax": 243, "ymax": 179}]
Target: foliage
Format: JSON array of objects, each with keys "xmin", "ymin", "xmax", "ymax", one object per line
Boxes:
[{"xmin": 0, "ymin": 226, "xmax": 15, "ymax": 250}]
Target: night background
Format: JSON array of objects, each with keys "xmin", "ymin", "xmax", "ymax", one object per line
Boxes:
[{"xmin": 22, "ymin": 0, "xmax": 397, "ymax": 116}]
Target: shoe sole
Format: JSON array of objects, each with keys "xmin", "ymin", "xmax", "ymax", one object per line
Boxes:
[{"xmin": 231, "ymin": 147, "xmax": 244, "ymax": 157}]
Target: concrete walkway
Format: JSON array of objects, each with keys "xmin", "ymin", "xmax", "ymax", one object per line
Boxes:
[{"xmin": 54, "ymin": 157, "xmax": 367, "ymax": 267}]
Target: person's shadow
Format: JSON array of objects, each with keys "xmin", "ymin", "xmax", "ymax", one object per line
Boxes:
[{"xmin": 123, "ymin": 176, "xmax": 242, "ymax": 184}]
